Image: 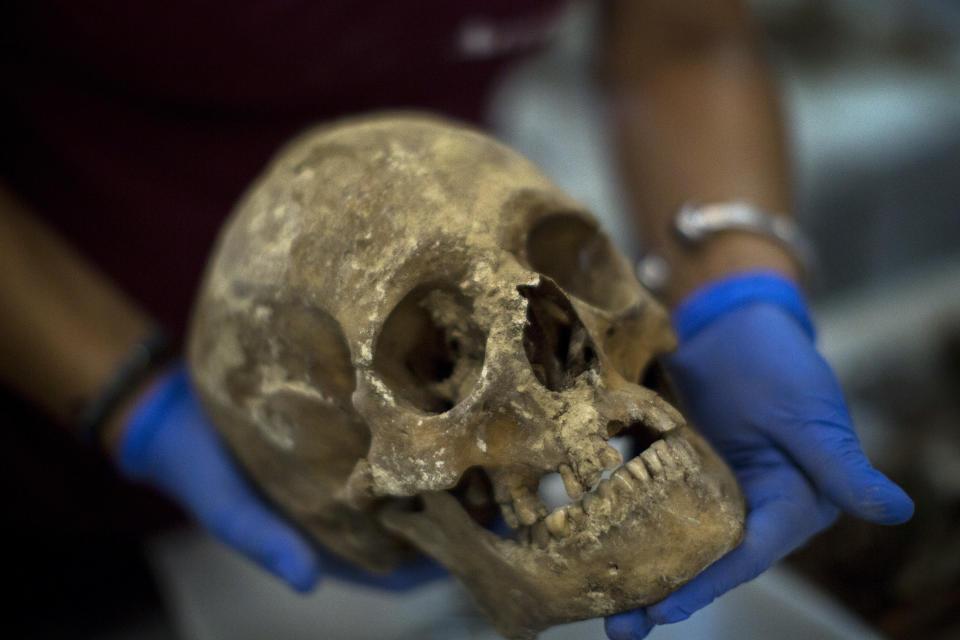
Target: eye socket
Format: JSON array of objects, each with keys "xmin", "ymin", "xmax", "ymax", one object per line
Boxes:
[
  {"xmin": 373, "ymin": 284, "xmax": 486, "ymax": 414},
  {"xmin": 525, "ymin": 213, "xmax": 636, "ymax": 311}
]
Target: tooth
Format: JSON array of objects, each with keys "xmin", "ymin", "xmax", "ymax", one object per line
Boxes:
[
  {"xmin": 511, "ymin": 488, "xmax": 546, "ymax": 526},
  {"xmin": 581, "ymin": 492, "xmax": 596, "ymax": 514},
  {"xmin": 656, "ymin": 440, "xmax": 684, "ymax": 478},
  {"xmin": 559, "ymin": 464, "xmax": 584, "ymax": 500},
  {"xmin": 545, "ymin": 508, "xmax": 570, "ymax": 538},
  {"xmin": 672, "ymin": 438, "xmax": 697, "ymax": 467},
  {"xmin": 612, "ymin": 467, "xmax": 637, "ymax": 493},
  {"xmin": 581, "ymin": 466, "xmax": 602, "ymax": 490},
  {"xmin": 626, "ymin": 457, "xmax": 650, "ymax": 482},
  {"xmin": 583, "ymin": 492, "xmax": 607, "ymax": 517},
  {"xmin": 597, "ymin": 478, "xmax": 615, "ymax": 502},
  {"xmin": 514, "ymin": 501, "xmax": 540, "ymax": 526},
  {"xmin": 532, "ymin": 521, "xmax": 550, "ymax": 548},
  {"xmin": 500, "ymin": 503, "xmax": 520, "ymax": 529},
  {"xmin": 599, "ymin": 444, "xmax": 623, "ymax": 471},
  {"xmin": 642, "ymin": 448, "xmax": 664, "ymax": 479},
  {"xmin": 649, "ymin": 397, "xmax": 685, "ymax": 432},
  {"xmin": 651, "ymin": 440, "xmax": 673, "ymax": 465},
  {"xmin": 653, "ymin": 439, "xmax": 686, "ymax": 480},
  {"xmin": 567, "ymin": 504, "xmax": 586, "ymax": 526}
]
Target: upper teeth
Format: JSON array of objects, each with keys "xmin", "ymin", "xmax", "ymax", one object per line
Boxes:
[
  {"xmin": 558, "ymin": 463, "xmax": 583, "ymax": 500},
  {"xmin": 512, "ymin": 486, "xmax": 547, "ymax": 526},
  {"xmin": 509, "ymin": 436, "xmax": 697, "ymax": 545}
]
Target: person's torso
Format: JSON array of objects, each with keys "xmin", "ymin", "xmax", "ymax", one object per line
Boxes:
[{"xmin": 1, "ymin": 0, "xmax": 566, "ymax": 332}]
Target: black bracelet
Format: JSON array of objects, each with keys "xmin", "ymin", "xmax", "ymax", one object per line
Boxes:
[{"xmin": 78, "ymin": 327, "xmax": 171, "ymax": 447}]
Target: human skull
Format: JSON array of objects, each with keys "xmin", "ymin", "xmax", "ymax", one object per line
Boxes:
[{"xmin": 188, "ymin": 114, "xmax": 745, "ymax": 639}]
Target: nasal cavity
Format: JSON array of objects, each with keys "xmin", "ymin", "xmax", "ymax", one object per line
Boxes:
[{"xmin": 518, "ymin": 279, "xmax": 598, "ymax": 391}]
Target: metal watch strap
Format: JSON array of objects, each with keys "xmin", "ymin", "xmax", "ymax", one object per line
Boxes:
[{"xmin": 637, "ymin": 202, "xmax": 814, "ymax": 294}]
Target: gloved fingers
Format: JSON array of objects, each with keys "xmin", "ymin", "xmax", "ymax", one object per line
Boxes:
[
  {"xmin": 165, "ymin": 419, "xmax": 321, "ymax": 592},
  {"xmin": 644, "ymin": 462, "xmax": 835, "ymax": 626},
  {"xmin": 774, "ymin": 413, "xmax": 914, "ymax": 525},
  {"xmin": 200, "ymin": 484, "xmax": 321, "ymax": 592},
  {"xmin": 121, "ymin": 366, "xmax": 449, "ymax": 593},
  {"xmin": 604, "ymin": 608, "xmax": 655, "ymax": 640}
]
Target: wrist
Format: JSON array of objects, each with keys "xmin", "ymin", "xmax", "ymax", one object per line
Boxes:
[
  {"xmin": 662, "ymin": 231, "xmax": 801, "ymax": 306},
  {"xmin": 671, "ymin": 271, "xmax": 815, "ymax": 343},
  {"xmin": 101, "ymin": 367, "xmax": 170, "ymax": 455},
  {"xmin": 75, "ymin": 327, "xmax": 173, "ymax": 453}
]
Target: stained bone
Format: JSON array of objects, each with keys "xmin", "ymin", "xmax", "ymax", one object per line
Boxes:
[{"xmin": 188, "ymin": 114, "xmax": 745, "ymax": 640}]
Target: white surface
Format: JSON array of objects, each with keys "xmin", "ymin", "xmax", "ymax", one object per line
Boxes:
[{"xmin": 147, "ymin": 528, "xmax": 881, "ymax": 640}]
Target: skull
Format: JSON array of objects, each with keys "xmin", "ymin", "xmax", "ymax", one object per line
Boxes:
[{"xmin": 188, "ymin": 114, "xmax": 744, "ymax": 639}]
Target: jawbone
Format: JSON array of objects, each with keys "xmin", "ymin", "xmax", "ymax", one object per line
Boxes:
[{"xmin": 380, "ymin": 427, "xmax": 745, "ymax": 640}]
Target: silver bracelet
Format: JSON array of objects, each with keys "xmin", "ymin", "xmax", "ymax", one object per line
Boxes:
[{"xmin": 637, "ymin": 202, "xmax": 815, "ymax": 294}]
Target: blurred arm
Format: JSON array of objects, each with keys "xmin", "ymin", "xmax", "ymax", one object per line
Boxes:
[
  {"xmin": 0, "ymin": 182, "xmax": 152, "ymax": 446},
  {"xmin": 602, "ymin": 0, "xmax": 800, "ymax": 305}
]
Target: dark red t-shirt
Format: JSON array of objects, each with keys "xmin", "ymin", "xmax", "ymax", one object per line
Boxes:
[
  {"xmin": 2, "ymin": 0, "xmax": 565, "ymax": 334},
  {"xmin": 0, "ymin": 1, "xmax": 565, "ymax": 535}
]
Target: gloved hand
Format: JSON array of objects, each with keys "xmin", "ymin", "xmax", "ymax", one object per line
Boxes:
[
  {"xmin": 605, "ymin": 272, "xmax": 914, "ymax": 639},
  {"xmin": 116, "ymin": 364, "xmax": 445, "ymax": 592}
]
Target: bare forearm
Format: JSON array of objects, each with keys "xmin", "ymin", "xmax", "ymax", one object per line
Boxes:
[
  {"xmin": 603, "ymin": 0, "xmax": 799, "ymax": 305},
  {"xmin": 0, "ymin": 183, "xmax": 151, "ymax": 429}
]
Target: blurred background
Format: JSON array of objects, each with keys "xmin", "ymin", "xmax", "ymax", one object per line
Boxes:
[{"xmin": 13, "ymin": 1, "xmax": 960, "ymax": 638}]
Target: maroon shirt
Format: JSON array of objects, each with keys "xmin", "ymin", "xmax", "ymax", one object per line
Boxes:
[
  {"xmin": 2, "ymin": 0, "xmax": 565, "ymax": 335},
  {"xmin": 0, "ymin": 1, "xmax": 565, "ymax": 535}
]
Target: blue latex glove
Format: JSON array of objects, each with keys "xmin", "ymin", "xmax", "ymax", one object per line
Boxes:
[
  {"xmin": 117, "ymin": 364, "xmax": 445, "ymax": 592},
  {"xmin": 605, "ymin": 272, "xmax": 914, "ymax": 640}
]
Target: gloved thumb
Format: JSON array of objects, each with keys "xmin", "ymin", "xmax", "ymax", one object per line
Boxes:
[{"xmin": 774, "ymin": 397, "xmax": 913, "ymax": 525}]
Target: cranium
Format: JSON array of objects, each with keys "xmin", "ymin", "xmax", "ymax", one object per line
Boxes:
[{"xmin": 188, "ymin": 114, "xmax": 745, "ymax": 639}]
